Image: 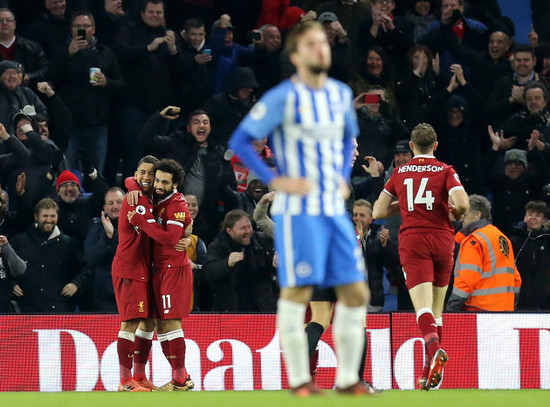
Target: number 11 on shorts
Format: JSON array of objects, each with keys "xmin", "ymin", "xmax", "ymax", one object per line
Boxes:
[{"xmin": 162, "ymin": 294, "xmax": 172, "ymax": 310}]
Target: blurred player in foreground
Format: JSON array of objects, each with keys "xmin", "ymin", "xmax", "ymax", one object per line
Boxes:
[{"xmin": 229, "ymin": 21, "xmax": 370, "ymax": 396}]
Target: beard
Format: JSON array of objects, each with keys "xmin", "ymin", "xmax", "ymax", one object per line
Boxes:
[
  {"xmin": 154, "ymin": 189, "xmax": 172, "ymax": 200},
  {"xmin": 307, "ymin": 63, "xmax": 330, "ymax": 75}
]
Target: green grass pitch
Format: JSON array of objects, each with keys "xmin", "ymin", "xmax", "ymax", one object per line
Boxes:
[{"xmin": 1, "ymin": 390, "xmax": 549, "ymax": 407}]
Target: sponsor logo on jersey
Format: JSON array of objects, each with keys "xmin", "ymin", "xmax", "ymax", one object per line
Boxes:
[
  {"xmin": 174, "ymin": 212, "xmax": 186, "ymax": 221},
  {"xmin": 138, "ymin": 301, "xmax": 144, "ymax": 313}
]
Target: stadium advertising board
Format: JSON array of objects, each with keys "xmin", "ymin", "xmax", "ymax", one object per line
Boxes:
[{"xmin": 0, "ymin": 313, "xmax": 548, "ymax": 391}]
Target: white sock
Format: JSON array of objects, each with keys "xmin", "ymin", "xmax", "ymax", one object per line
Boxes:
[
  {"xmin": 135, "ymin": 329, "xmax": 154, "ymax": 341},
  {"xmin": 118, "ymin": 330, "xmax": 135, "ymax": 342},
  {"xmin": 276, "ymin": 298, "xmax": 310, "ymax": 388},
  {"xmin": 333, "ymin": 303, "xmax": 366, "ymax": 389}
]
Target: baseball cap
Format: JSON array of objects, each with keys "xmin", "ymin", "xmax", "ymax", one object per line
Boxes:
[
  {"xmin": 13, "ymin": 104, "xmax": 37, "ymax": 123},
  {"xmin": 212, "ymin": 19, "xmax": 233, "ymax": 31},
  {"xmin": 394, "ymin": 140, "xmax": 411, "ymax": 154},
  {"xmin": 318, "ymin": 12, "xmax": 338, "ymax": 23},
  {"xmin": 504, "ymin": 149, "xmax": 528, "ymax": 168}
]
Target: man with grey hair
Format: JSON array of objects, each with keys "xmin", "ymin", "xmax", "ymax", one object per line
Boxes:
[
  {"xmin": 447, "ymin": 194, "xmax": 522, "ymax": 312},
  {"xmin": 485, "ymin": 126, "xmax": 550, "ymax": 236}
]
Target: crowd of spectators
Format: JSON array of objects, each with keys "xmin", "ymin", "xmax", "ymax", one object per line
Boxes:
[{"xmin": 1, "ymin": 0, "xmax": 550, "ymax": 314}]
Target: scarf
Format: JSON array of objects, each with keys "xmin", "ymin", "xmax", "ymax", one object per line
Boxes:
[{"xmin": 519, "ymin": 108, "xmax": 550, "ymax": 127}]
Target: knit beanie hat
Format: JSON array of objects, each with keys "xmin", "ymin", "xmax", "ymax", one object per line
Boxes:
[{"xmin": 56, "ymin": 170, "xmax": 81, "ymax": 191}]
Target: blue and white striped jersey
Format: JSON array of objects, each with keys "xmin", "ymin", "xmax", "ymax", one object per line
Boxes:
[{"xmin": 235, "ymin": 76, "xmax": 358, "ymax": 217}]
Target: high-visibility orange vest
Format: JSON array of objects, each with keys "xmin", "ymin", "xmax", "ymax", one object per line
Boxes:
[{"xmin": 452, "ymin": 223, "xmax": 522, "ymax": 311}]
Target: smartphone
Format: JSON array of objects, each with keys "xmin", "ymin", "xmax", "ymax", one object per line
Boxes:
[
  {"xmin": 202, "ymin": 48, "xmax": 212, "ymax": 56},
  {"xmin": 77, "ymin": 29, "xmax": 86, "ymax": 39},
  {"xmin": 364, "ymin": 94, "xmax": 380, "ymax": 104},
  {"xmin": 245, "ymin": 31, "xmax": 262, "ymax": 41}
]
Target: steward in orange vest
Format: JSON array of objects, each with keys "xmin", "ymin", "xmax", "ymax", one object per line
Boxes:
[{"xmin": 447, "ymin": 195, "xmax": 522, "ymax": 311}]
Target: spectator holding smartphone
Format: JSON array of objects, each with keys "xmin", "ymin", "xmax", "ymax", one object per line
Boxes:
[
  {"xmin": 48, "ymin": 10, "xmax": 123, "ymax": 175},
  {"xmin": 352, "ymin": 85, "xmax": 409, "ymax": 174},
  {"xmin": 176, "ymin": 18, "xmax": 213, "ymax": 118}
]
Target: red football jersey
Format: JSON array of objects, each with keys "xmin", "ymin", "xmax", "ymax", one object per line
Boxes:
[
  {"xmin": 153, "ymin": 191, "xmax": 193, "ymax": 268},
  {"xmin": 112, "ymin": 179, "xmax": 155, "ymax": 281},
  {"xmin": 383, "ymin": 155, "xmax": 464, "ymax": 235}
]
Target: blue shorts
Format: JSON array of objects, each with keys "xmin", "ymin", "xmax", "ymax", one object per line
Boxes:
[{"xmin": 272, "ymin": 214, "xmax": 366, "ymax": 288}]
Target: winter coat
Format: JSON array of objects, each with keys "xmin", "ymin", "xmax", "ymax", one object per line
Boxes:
[
  {"xmin": 11, "ymin": 225, "xmax": 91, "ymax": 312},
  {"xmin": 510, "ymin": 222, "xmax": 550, "ymax": 310},
  {"xmin": 203, "ymin": 230, "xmax": 277, "ymax": 312},
  {"xmin": 84, "ymin": 218, "xmax": 119, "ymax": 312},
  {"xmin": 48, "ymin": 40, "xmax": 123, "ymax": 128},
  {"xmin": 0, "ymin": 35, "xmax": 49, "ymax": 84}
]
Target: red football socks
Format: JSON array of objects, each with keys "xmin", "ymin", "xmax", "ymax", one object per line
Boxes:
[
  {"xmin": 170, "ymin": 336, "xmax": 188, "ymax": 383},
  {"xmin": 117, "ymin": 333, "xmax": 134, "ymax": 383},
  {"xmin": 133, "ymin": 333, "xmax": 153, "ymax": 381},
  {"xmin": 417, "ymin": 309, "xmax": 439, "ymax": 359}
]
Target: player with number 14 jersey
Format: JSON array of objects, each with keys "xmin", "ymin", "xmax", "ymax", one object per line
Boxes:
[{"xmin": 383, "ymin": 156, "xmax": 463, "ymax": 236}]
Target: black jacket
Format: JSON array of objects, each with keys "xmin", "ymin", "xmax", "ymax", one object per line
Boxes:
[
  {"xmin": 202, "ymin": 66, "xmax": 258, "ymax": 147},
  {"xmin": 360, "ymin": 223, "xmax": 400, "ymax": 308},
  {"xmin": 203, "ymin": 230, "xmax": 277, "ymax": 312},
  {"xmin": 484, "ymin": 148, "xmax": 550, "ymax": 236},
  {"xmin": 0, "ymin": 85, "xmax": 48, "ymax": 134},
  {"xmin": 354, "ymin": 103, "xmax": 409, "ymax": 174},
  {"xmin": 114, "ymin": 20, "xmax": 179, "ymax": 112},
  {"xmin": 11, "ymin": 225, "xmax": 91, "ymax": 313},
  {"xmin": 0, "ymin": 35, "xmax": 49, "ymax": 85},
  {"xmin": 395, "ymin": 68, "xmax": 439, "ymax": 130},
  {"xmin": 0, "ymin": 190, "xmax": 33, "ymax": 239},
  {"xmin": 138, "ymin": 112, "xmax": 237, "ymax": 217},
  {"xmin": 26, "ymin": 11, "xmax": 70, "ymax": 58},
  {"xmin": 510, "ymin": 222, "xmax": 550, "ymax": 310},
  {"xmin": 48, "ymin": 40, "xmax": 123, "ymax": 128},
  {"xmin": 175, "ymin": 36, "xmax": 212, "ymax": 115},
  {"xmin": 427, "ymin": 85, "xmax": 487, "ymax": 195},
  {"xmin": 6, "ymin": 130, "xmax": 64, "ymax": 208},
  {"xmin": 0, "ymin": 135, "xmax": 31, "ymax": 178},
  {"xmin": 84, "ymin": 217, "xmax": 118, "ymax": 312},
  {"xmin": 440, "ymin": 22, "xmax": 512, "ymax": 98},
  {"xmin": 488, "ymin": 73, "xmax": 548, "ymax": 127}
]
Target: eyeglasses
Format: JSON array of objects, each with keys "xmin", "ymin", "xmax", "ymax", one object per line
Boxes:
[
  {"xmin": 60, "ymin": 182, "xmax": 79, "ymax": 189},
  {"xmin": 0, "ymin": 19, "xmax": 15, "ymax": 24},
  {"xmin": 375, "ymin": 0, "xmax": 393, "ymax": 4},
  {"xmin": 72, "ymin": 24, "xmax": 94, "ymax": 29}
]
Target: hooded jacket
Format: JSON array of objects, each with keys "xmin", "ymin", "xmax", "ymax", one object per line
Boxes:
[{"xmin": 202, "ymin": 66, "xmax": 258, "ymax": 146}]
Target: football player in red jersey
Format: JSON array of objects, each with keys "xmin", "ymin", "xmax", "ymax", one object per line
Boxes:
[
  {"xmin": 112, "ymin": 155, "xmax": 158, "ymax": 392},
  {"xmin": 128, "ymin": 158, "xmax": 194, "ymax": 391},
  {"xmin": 373, "ymin": 123, "xmax": 469, "ymax": 390}
]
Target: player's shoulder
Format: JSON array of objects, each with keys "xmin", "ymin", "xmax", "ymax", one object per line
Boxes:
[
  {"xmin": 431, "ymin": 157, "xmax": 454, "ymax": 170},
  {"xmin": 247, "ymin": 79, "xmax": 292, "ymax": 121},
  {"xmin": 168, "ymin": 192, "xmax": 188, "ymax": 208},
  {"xmin": 326, "ymin": 77, "xmax": 354, "ymax": 98}
]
